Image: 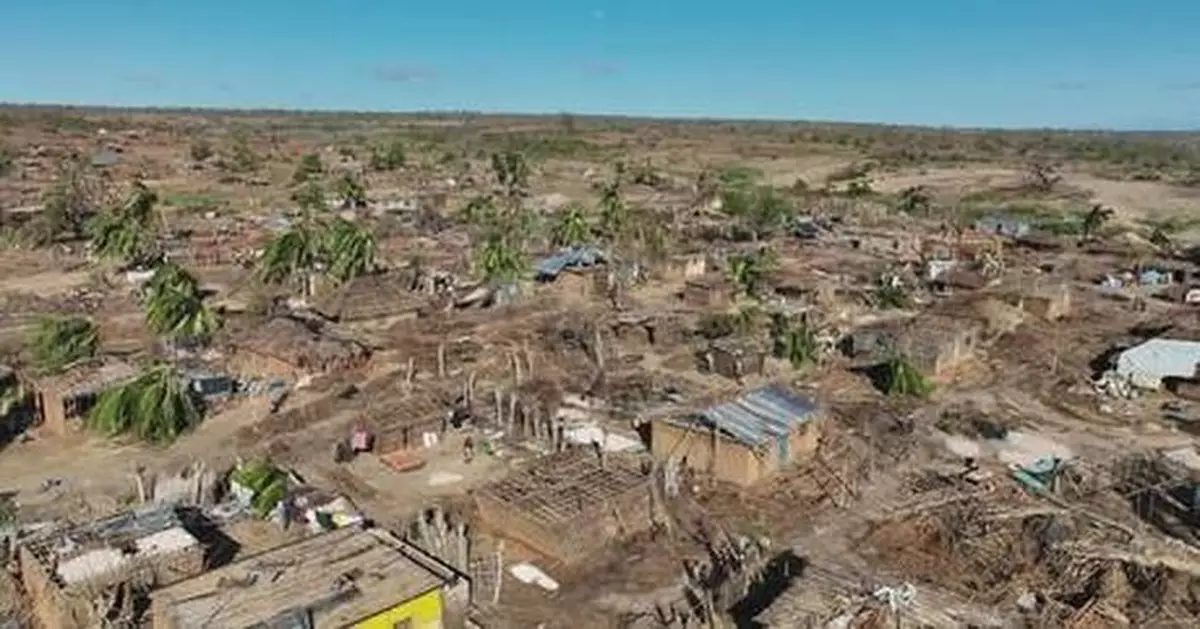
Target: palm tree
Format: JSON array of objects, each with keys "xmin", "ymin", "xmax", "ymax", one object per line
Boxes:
[
  {"xmin": 885, "ymin": 352, "xmax": 933, "ymax": 398},
  {"xmin": 1141, "ymin": 217, "xmax": 1197, "ymax": 254},
  {"xmin": 770, "ymin": 314, "xmax": 819, "ymax": 369},
  {"xmin": 324, "ymin": 218, "xmax": 377, "ymax": 282},
  {"xmin": 143, "ymin": 264, "xmax": 219, "ymax": 345},
  {"xmin": 896, "ymin": 186, "xmax": 932, "ymax": 215},
  {"xmin": 598, "ymin": 166, "xmax": 628, "ymax": 240},
  {"xmin": 292, "ymin": 153, "xmax": 323, "ymax": 184},
  {"xmin": 1080, "ymin": 204, "xmax": 1115, "ymax": 242},
  {"xmin": 231, "ymin": 460, "xmax": 289, "ymax": 517},
  {"xmin": 88, "ymin": 212, "xmax": 151, "ymax": 263},
  {"xmin": 259, "ymin": 216, "xmax": 377, "ymax": 296},
  {"xmin": 459, "ymin": 195, "xmax": 499, "ymax": 228},
  {"xmin": 872, "ymin": 274, "xmax": 912, "ymax": 309},
  {"xmin": 551, "ymin": 204, "xmax": 592, "ymax": 247},
  {"xmin": 88, "ymin": 364, "xmax": 201, "ymax": 444},
  {"xmin": 30, "ymin": 316, "xmax": 99, "ymax": 373},
  {"xmin": 491, "ymin": 151, "xmax": 529, "ymax": 203},
  {"xmin": 727, "ymin": 248, "xmax": 776, "ymax": 299},
  {"xmin": 474, "ymin": 234, "xmax": 526, "ymax": 282},
  {"xmin": 145, "ymin": 260, "xmax": 200, "ymax": 297},
  {"xmin": 258, "ymin": 223, "xmax": 324, "ymax": 297},
  {"xmin": 334, "ymin": 172, "xmax": 367, "ymax": 209},
  {"xmin": 87, "ymin": 179, "xmax": 162, "ymax": 265}
]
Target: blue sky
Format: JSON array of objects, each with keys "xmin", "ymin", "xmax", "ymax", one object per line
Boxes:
[{"xmin": 2, "ymin": 1, "xmax": 1199, "ymax": 129}]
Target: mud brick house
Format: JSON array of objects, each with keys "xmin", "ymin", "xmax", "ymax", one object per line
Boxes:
[
  {"xmin": 150, "ymin": 527, "xmax": 468, "ymax": 629},
  {"xmin": 474, "ymin": 449, "xmax": 654, "ymax": 565},
  {"xmin": 704, "ymin": 337, "xmax": 766, "ymax": 380},
  {"xmin": 1013, "ymin": 280, "xmax": 1072, "ymax": 321},
  {"xmin": 18, "ymin": 504, "xmax": 207, "ymax": 629},
  {"xmin": 897, "ymin": 312, "xmax": 983, "ymax": 380},
  {"xmin": 650, "ymin": 385, "xmax": 822, "ymax": 487},
  {"xmin": 29, "ymin": 357, "xmax": 138, "ymax": 436},
  {"xmin": 225, "ymin": 315, "xmax": 370, "ymax": 380},
  {"xmin": 680, "ymin": 274, "xmax": 731, "ymax": 308},
  {"xmin": 313, "ymin": 273, "xmax": 424, "ymax": 324}
]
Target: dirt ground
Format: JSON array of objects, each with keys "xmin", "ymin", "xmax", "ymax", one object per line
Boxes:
[{"xmin": 2, "ymin": 107, "xmax": 1200, "ymax": 628}]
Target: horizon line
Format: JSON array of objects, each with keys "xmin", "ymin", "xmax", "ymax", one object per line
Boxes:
[{"xmin": 1, "ymin": 100, "xmax": 1197, "ymax": 136}]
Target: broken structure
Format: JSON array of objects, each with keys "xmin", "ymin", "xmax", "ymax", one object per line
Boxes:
[
  {"xmin": 1114, "ymin": 338, "xmax": 1200, "ymax": 390},
  {"xmin": 473, "ymin": 449, "xmax": 654, "ymax": 565},
  {"xmin": 312, "ymin": 273, "xmax": 424, "ymax": 324},
  {"xmin": 18, "ymin": 504, "xmax": 206, "ymax": 629},
  {"xmin": 150, "ymin": 527, "xmax": 468, "ymax": 629},
  {"xmin": 28, "ymin": 357, "xmax": 137, "ymax": 436},
  {"xmin": 226, "ymin": 316, "xmax": 371, "ymax": 379}
]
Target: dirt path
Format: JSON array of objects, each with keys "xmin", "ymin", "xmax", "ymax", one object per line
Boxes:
[{"xmin": 0, "ymin": 269, "xmax": 93, "ymax": 295}]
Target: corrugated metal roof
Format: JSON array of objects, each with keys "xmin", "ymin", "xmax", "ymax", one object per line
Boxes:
[
  {"xmin": 678, "ymin": 385, "xmax": 818, "ymax": 449},
  {"xmin": 1116, "ymin": 338, "xmax": 1200, "ymax": 389},
  {"xmin": 536, "ymin": 245, "xmax": 605, "ymax": 281}
]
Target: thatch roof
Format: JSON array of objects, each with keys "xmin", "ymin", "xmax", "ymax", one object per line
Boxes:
[
  {"xmin": 232, "ymin": 316, "xmax": 370, "ymax": 371},
  {"xmin": 33, "ymin": 357, "xmax": 138, "ymax": 397},
  {"xmin": 312, "ymin": 274, "xmax": 423, "ymax": 322}
]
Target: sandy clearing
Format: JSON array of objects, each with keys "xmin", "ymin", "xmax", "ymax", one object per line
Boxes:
[{"xmin": 0, "ymin": 269, "xmax": 93, "ymax": 295}]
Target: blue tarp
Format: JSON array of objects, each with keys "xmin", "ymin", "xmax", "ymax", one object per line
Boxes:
[{"xmin": 535, "ymin": 245, "xmax": 606, "ymax": 281}]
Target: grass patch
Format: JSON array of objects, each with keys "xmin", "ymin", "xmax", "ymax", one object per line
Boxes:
[{"xmin": 163, "ymin": 192, "xmax": 228, "ymax": 213}]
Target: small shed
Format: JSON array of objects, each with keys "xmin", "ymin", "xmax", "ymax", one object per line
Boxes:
[
  {"xmin": 650, "ymin": 385, "xmax": 821, "ymax": 486},
  {"xmin": 680, "ymin": 275, "xmax": 730, "ymax": 308},
  {"xmin": 29, "ymin": 358, "xmax": 138, "ymax": 436},
  {"xmin": 704, "ymin": 338, "xmax": 766, "ymax": 379}
]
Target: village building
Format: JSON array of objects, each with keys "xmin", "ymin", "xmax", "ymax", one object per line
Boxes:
[
  {"xmin": 474, "ymin": 449, "xmax": 654, "ymax": 565},
  {"xmin": 650, "ymin": 385, "xmax": 822, "ymax": 487},
  {"xmin": 312, "ymin": 273, "xmax": 424, "ymax": 324},
  {"xmin": 225, "ymin": 315, "xmax": 370, "ymax": 380},
  {"xmin": 18, "ymin": 504, "xmax": 208, "ymax": 629},
  {"xmin": 27, "ymin": 357, "xmax": 138, "ymax": 436},
  {"xmin": 150, "ymin": 526, "xmax": 468, "ymax": 629},
  {"xmin": 1012, "ymin": 280, "xmax": 1072, "ymax": 321},
  {"xmin": 679, "ymin": 274, "xmax": 731, "ymax": 308},
  {"xmin": 894, "ymin": 292, "xmax": 1026, "ymax": 379},
  {"xmin": 704, "ymin": 337, "xmax": 766, "ymax": 380},
  {"xmin": 1114, "ymin": 338, "xmax": 1200, "ymax": 391}
]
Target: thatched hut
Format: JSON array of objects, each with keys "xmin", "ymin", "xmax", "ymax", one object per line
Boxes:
[
  {"xmin": 226, "ymin": 316, "xmax": 370, "ymax": 379},
  {"xmin": 312, "ymin": 274, "xmax": 424, "ymax": 323}
]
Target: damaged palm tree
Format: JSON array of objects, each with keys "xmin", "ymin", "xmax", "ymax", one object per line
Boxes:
[
  {"xmin": 87, "ymin": 364, "xmax": 201, "ymax": 444},
  {"xmin": 770, "ymin": 313, "xmax": 820, "ymax": 370},
  {"xmin": 885, "ymin": 350, "xmax": 934, "ymax": 398},
  {"xmin": 728, "ymin": 247, "xmax": 777, "ymax": 300},
  {"xmin": 872, "ymin": 273, "xmax": 912, "ymax": 309}
]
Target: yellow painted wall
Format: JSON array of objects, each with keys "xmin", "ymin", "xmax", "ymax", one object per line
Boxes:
[{"xmin": 354, "ymin": 588, "xmax": 443, "ymax": 629}]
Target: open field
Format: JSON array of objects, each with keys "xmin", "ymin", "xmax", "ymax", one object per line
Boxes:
[{"xmin": 2, "ymin": 105, "xmax": 1200, "ymax": 628}]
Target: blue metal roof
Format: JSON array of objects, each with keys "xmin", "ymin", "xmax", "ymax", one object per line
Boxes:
[
  {"xmin": 535, "ymin": 245, "xmax": 606, "ymax": 281},
  {"xmin": 684, "ymin": 385, "xmax": 818, "ymax": 449}
]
